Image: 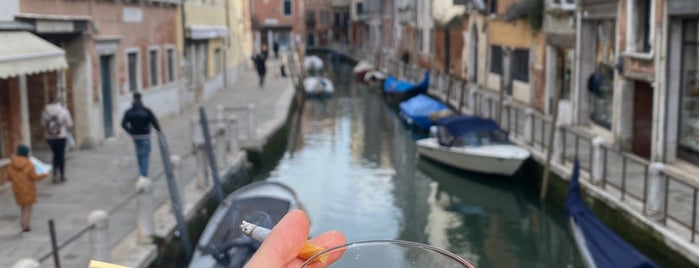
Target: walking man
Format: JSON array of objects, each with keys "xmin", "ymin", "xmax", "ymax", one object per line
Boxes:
[
  {"xmin": 121, "ymin": 92, "xmax": 161, "ymax": 178},
  {"xmin": 41, "ymin": 95, "xmax": 73, "ymax": 183},
  {"xmin": 252, "ymin": 51, "xmax": 267, "ymax": 87}
]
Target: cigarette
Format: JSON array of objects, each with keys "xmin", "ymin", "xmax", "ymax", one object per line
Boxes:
[{"xmin": 241, "ymin": 220, "xmax": 328, "ymax": 263}]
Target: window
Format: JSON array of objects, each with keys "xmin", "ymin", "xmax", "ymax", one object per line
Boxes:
[
  {"xmin": 490, "ymin": 46, "xmax": 503, "ymax": 75},
  {"xmin": 127, "ymin": 51, "xmax": 139, "ymax": 91},
  {"xmin": 589, "ymin": 20, "xmax": 616, "ymax": 129},
  {"xmin": 214, "ymin": 48, "xmax": 222, "ymax": 75},
  {"xmin": 356, "ymin": 2, "xmax": 363, "ymax": 14},
  {"xmin": 429, "ymin": 29, "xmax": 434, "ymax": 53},
  {"xmin": 335, "ymin": 12, "xmax": 340, "ymax": 27},
  {"xmin": 489, "ymin": 0, "xmax": 498, "ymax": 14},
  {"xmin": 629, "ymin": 0, "xmax": 652, "ymax": 53},
  {"xmin": 166, "ymin": 48, "xmax": 175, "ymax": 82},
  {"xmin": 320, "ymin": 11, "xmax": 329, "ymax": 25},
  {"xmin": 512, "ymin": 49, "xmax": 529, "ymax": 82},
  {"xmin": 283, "ymin": 0, "xmax": 292, "ymax": 16},
  {"xmin": 149, "ymin": 49, "xmax": 159, "ymax": 87},
  {"xmin": 678, "ymin": 20, "xmax": 699, "ymax": 163}
]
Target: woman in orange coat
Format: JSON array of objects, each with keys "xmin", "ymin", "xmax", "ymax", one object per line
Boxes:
[{"xmin": 0, "ymin": 145, "xmax": 47, "ymax": 232}]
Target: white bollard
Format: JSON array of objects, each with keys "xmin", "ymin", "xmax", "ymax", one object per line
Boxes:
[
  {"xmin": 135, "ymin": 177, "xmax": 154, "ymax": 244},
  {"xmin": 645, "ymin": 162, "xmax": 666, "ymax": 219},
  {"xmin": 216, "ymin": 132, "xmax": 227, "ymax": 169},
  {"xmin": 247, "ymin": 103, "xmax": 257, "ymax": 140},
  {"xmin": 468, "ymin": 87, "xmax": 477, "ymax": 115},
  {"xmin": 553, "ymin": 123, "xmax": 565, "ymax": 162},
  {"xmin": 11, "ymin": 258, "xmax": 39, "ymax": 268},
  {"xmin": 591, "ymin": 137, "xmax": 606, "ymax": 185},
  {"xmin": 216, "ymin": 105, "xmax": 226, "ymax": 131},
  {"xmin": 523, "ymin": 108, "xmax": 534, "ymax": 144},
  {"xmin": 195, "ymin": 144, "xmax": 209, "ymax": 189},
  {"xmin": 88, "ymin": 210, "xmax": 110, "ymax": 262},
  {"xmin": 170, "ymin": 154, "xmax": 184, "ymax": 202}
]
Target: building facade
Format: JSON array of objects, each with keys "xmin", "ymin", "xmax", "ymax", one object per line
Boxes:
[{"xmin": 250, "ymin": 0, "xmax": 305, "ymax": 52}]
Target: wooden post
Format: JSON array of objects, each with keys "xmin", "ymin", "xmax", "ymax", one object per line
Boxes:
[{"xmin": 540, "ymin": 88, "xmax": 561, "ymax": 201}]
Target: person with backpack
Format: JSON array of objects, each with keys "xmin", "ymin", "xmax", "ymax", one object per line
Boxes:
[
  {"xmin": 121, "ymin": 92, "xmax": 161, "ymax": 178},
  {"xmin": 41, "ymin": 96, "xmax": 73, "ymax": 183}
]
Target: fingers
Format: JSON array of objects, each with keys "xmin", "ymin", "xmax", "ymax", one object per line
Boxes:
[
  {"xmin": 288, "ymin": 230, "xmax": 347, "ymax": 268},
  {"xmin": 245, "ymin": 209, "xmax": 310, "ymax": 268}
]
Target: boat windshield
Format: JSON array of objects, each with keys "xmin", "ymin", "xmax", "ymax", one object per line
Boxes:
[{"xmin": 438, "ymin": 127, "xmax": 509, "ymax": 147}]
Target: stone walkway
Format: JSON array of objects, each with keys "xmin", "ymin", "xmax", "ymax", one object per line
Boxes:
[{"xmin": 0, "ymin": 56, "xmax": 296, "ymax": 267}]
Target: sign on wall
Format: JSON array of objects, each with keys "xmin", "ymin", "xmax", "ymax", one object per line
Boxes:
[{"xmin": 123, "ymin": 7, "xmax": 143, "ymax": 23}]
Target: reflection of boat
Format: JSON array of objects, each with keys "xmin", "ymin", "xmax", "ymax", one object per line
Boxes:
[
  {"xmin": 398, "ymin": 94, "xmax": 451, "ymax": 130},
  {"xmin": 189, "ymin": 181, "xmax": 301, "ymax": 268},
  {"xmin": 566, "ymin": 159, "xmax": 659, "ymax": 268},
  {"xmin": 382, "ymin": 71, "xmax": 430, "ymax": 104},
  {"xmin": 303, "ymin": 76, "xmax": 334, "ymax": 96},
  {"xmin": 353, "ymin": 60, "xmax": 374, "ymax": 80},
  {"xmin": 416, "ymin": 115, "xmax": 530, "ymax": 176},
  {"xmin": 304, "ymin": 55, "xmax": 324, "ymax": 72}
]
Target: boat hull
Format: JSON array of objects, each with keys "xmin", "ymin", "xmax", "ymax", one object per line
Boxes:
[{"xmin": 416, "ymin": 138, "xmax": 529, "ymax": 176}]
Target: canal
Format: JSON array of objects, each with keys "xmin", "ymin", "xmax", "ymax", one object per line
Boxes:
[{"xmin": 262, "ymin": 56, "xmax": 584, "ymax": 267}]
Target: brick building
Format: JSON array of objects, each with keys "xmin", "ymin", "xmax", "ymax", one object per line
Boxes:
[{"xmin": 250, "ymin": 0, "xmax": 305, "ymax": 52}]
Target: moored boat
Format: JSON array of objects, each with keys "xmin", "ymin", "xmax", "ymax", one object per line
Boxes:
[
  {"xmin": 566, "ymin": 159, "xmax": 660, "ymax": 268},
  {"xmin": 398, "ymin": 94, "xmax": 451, "ymax": 130},
  {"xmin": 382, "ymin": 71, "xmax": 430, "ymax": 104},
  {"xmin": 303, "ymin": 76, "xmax": 334, "ymax": 96},
  {"xmin": 304, "ymin": 55, "xmax": 324, "ymax": 73},
  {"xmin": 353, "ymin": 60, "xmax": 375, "ymax": 80},
  {"xmin": 416, "ymin": 115, "xmax": 530, "ymax": 176},
  {"xmin": 188, "ymin": 181, "xmax": 302, "ymax": 268}
]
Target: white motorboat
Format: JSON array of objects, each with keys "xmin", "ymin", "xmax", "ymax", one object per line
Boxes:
[
  {"xmin": 363, "ymin": 70, "xmax": 387, "ymax": 82},
  {"xmin": 416, "ymin": 115, "xmax": 530, "ymax": 176},
  {"xmin": 353, "ymin": 60, "xmax": 375, "ymax": 80},
  {"xmin": 304, "ymin": 55, "xmax": 324, "ymax": 72},
  {"xmin": 303, "ymin": 76, "xmax": 334, "ymax": 95}
]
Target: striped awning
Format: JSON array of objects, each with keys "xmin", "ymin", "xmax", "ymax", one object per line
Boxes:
[{"xmin": 0, "ymin": 31, "xmax": 67, "ymax": 79}]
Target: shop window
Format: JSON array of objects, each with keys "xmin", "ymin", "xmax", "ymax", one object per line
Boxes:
[
  {"xmin": 490, "ymin": 46, "xmax": 503, "ymax": 75},
  {"xmin": 149, "ymin": 49, "xmax": 159, "ymax": 87},
  {"xmin": 589, "ymin": 20, "xmax": 616, "ymax": 129},
  {"xmin": 679, "ymin": 20, "xmax": 699, "ymax": 162},
  {"xmin": 512, "ymin": 49, "xmax": 529, "ymax": 82},
  {"xmin": 127, "ymin": 50, "xmax": 139, "ymax": 91},
  {"xmin": 628, "ymin": 0, "xmax": 652, "ymax": 53}
]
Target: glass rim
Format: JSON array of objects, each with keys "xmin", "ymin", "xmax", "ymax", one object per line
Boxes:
[{"xmin": 301, "ymin": 239, "xmax": 475, "ymax": 267}]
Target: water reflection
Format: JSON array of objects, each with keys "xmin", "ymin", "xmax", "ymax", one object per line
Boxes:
[{"xmin": 267, "ymin": 56, "xmax": 582, "ymax": 267}]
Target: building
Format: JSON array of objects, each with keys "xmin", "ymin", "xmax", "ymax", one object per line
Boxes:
[
  {"xmin": 0, "ymin": 1, "xmax": 68, "ymax": 157},
  {"xmin": 543, "ymin": 0, "xmax": 576, "ymax": 124},
  {"xmin": 250, "ymin": 0, "xmax": 304, "ymax": 52},
  {"xmin": 331, "ymin": 0, "xmax": 351, "ymax": 43},
  {"xmin": 306, "ymin": 0, "xmax": 334, "ymax": 46},
  {"xmin": 431, "ymin": 1, "xmax": 467, "ymax": 75},
  {"xmin": 349, "ymin": 0, "xmax": 366, "ymax": 47},
  {"xmin": 17, "ymin": 0, "xmax": 180, "ymax": 149}
]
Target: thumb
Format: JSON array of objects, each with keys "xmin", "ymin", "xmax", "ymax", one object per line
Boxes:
[{"xmin": 245, "ymin": 210, "xmax": 310, "ymax": 267}]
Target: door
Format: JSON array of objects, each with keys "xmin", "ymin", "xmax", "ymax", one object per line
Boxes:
[
  {"xmin": 632, "ymin": 81, "xmax": 653, "ymax": 159},
  {"xmin": 100, "ymin": 55, "xmax": 114, "ymax": 138}
]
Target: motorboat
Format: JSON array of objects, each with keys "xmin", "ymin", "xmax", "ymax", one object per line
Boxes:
[
  {"xmin": 398, "ymin": 94, "xmax": 451, "ymax": 130},
  {"xmin": 188, "ymin": 181, "xmax": 302, "ymax": 268},
  {"xmin": 363, "ymin": 70, "xmax": 387, "ymax": 83},
  {"xmin": 416, "ymin": 115, "xmax": 530, "ymax": 176},
  {"xmin": 382, "ymin": 71, "xmax": 430, "ymax": 104},
  {"xmin": 566, "ymin": 159, "xmax": 659, "ymax": 268},
  {"xmin": 303, "ymin": 76, "xmax": 334, "ymax": 96},
  {"xmin": 353, "ymin": 60, "xmax": 375, "ymax": 80},
  {"xmin": 304, "ymin": 55, "xmax": 324, "ymax": 73}
]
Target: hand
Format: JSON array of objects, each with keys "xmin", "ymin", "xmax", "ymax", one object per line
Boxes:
[{"xmin": 245, "ymin": 210, "xmax": 346, "ymax": 268}]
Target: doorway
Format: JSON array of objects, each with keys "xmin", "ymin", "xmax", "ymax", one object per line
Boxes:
[
  {"xmin": 100, "ymin": 55, "xmax": 115, "ymax": 138},
  {"xmin": 632, "ymin": 81, "xmax": 653, "ymax": 159}
]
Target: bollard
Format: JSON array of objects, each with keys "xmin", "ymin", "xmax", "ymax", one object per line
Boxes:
[
  {"xmin": 170, "ymin": 154, "xmax": 185, "ymax": 202},
  {"xmin": 228, "ymin": 116, "xmax": 239, "ymax": 154},
  {"xmin": 11, "ymin": 259, "xmax": 39, "ymax": 268},
  {"xmin": 468, "ymin": 86, "xmax": 477, "ymax": 115},
  {"xmin": 645, "ymin": 162, "xmax": 666, "ymax": 219},
  {"xmin": 216, "ymin": 131, "xmax": 228, "ymax": 169},
  {"xmin": 553, "ymin": 123, "xmax": 565, "ymax": 162},
  {"xmin": 135, "ymin": 177, "xmax": 154, "ymax": 244},
  {"xmin": 192, "ymin": 118, "xmax": 209, "ymax": 189},
  {"xmin": 247, "ymin": 103, "xmax": 257, "ymax": 140},
  {"xmin": 591, "ymin": 137, "xmax": 605, "ymax": 185},
  {"xmin": 216, "ymin": 105, "xmax": 226, "ymax": 131},
  {"xmin": 88, "ymin": 210, "xmax": 110, "ymax": 262},
  {"xmin": 523, "ymin": 108, "xmax": 534, "ymax": 144}
]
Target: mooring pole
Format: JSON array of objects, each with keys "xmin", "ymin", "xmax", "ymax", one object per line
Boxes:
[
  {"xmin": 48, "ymin": 219, "xmax": 61, "ymax": 268},
  {"xmin": 199, "ymin": 107, "xmax": 225, "ymax": 203}
]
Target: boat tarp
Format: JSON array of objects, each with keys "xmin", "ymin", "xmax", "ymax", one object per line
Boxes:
[
  {"xmin": 437, "ymin": 115, "xmax": 501, "ymax": 136},
  {"xmin": 399, "ymin": 94, "xmax": 450, "ymax": 129},
  {"xmin": 383, "ymin": 71, "xmax": 430, "ymax": 93},
  {"xmin": 566, "ymin": 159, "xmax": 660, "ymax": 268}
]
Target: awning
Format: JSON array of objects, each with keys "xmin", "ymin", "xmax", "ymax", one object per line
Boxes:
[
  {"xmin": 187, "ymin": 25, "xmax": 228, "ymax": 40},
  {"xmin": 0, "ymin": 31, "xmax": 67, "ymax": 79}
]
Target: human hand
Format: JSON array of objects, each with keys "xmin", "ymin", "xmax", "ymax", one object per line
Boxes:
[{"xmin": 245, "ymin": 209, "xmax": 346, "ymax": 268}]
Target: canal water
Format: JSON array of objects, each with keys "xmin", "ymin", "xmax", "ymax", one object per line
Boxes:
[{"xmin": 264, "ymin": 56, "xmax": 584, "ymax": 267}]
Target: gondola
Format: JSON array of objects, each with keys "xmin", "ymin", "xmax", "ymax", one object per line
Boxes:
[{"xmin": 382, "ymin": 71, "xmax": 430, "ymax": 105}]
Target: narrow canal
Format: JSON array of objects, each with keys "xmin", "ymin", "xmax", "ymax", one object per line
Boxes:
[{"xmin": 264, "ymin": 56, "xmax": 584, "ymax": 267}]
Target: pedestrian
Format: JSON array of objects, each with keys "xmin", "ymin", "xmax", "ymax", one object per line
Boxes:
[
  {"xmin": 273, "ymin": 41, "xmax": 279, "ymax": 59},
  {"xmin": 0, "ymin": 145, "xmax": 48, "ymax": 233},
  {"xmin": 261, "ymin": 43, "xmax": 269, "ymax": 60},
  {"xmin": 121, "ymin": 92, "xmax": 161, "ymax": 178},
  {"xmin": 41, "ymin": 95, "xmax": 73, "ymax": 183},
  {"xmin": 252, "ymin": 52, "xmax": 267, "ymax": 87}
]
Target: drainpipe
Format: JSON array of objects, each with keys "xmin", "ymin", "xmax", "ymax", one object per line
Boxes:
[
  {"xmin": 444, "ymin": 24, "xmax": 450, "ymax": 73},
  {"xmin": 223, "ymin": 0, "xmax": 230, "ymax": 89}
]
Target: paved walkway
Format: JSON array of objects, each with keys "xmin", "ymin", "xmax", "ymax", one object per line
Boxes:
[{"xmin": 0, "ymin": 56, "xmax": 296, "ymax": 267}]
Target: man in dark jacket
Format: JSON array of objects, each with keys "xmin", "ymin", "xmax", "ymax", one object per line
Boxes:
[
  {"xmin": 252, "ymin": 52, "xmax": 267, "ymax": 87},
  {"xmin": 121, "ymin": 92, "xmax": 161, "ymax": 177}
]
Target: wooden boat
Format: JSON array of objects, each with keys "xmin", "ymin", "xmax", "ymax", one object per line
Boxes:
[
  {"xmin": 303, "ymin": 76, "xmax": 334, "ymax": 96},
  {"xmin": 382, "ymin": 71, "xmax": 430, "ymax": 105},
  {"xmin": 398, "ymin": 94, "xmax": 451, "ymax": 130},
  {"xmin": 188, "ymin": 181, "xmax": 302, "ymax": 268},
  {"xmin": 566, "ymin": 159, "xmax": 659, "ymax": 268},
  {"xmin": 416, "ymin": 115, "xmax": 530, "ymax": 176},
  {"xmin": 353, "ymin": 60, "xmax": 375, "ymax": 80}
]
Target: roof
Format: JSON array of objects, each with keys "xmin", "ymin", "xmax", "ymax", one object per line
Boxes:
[
  {"xmin": 0, "ymin": 31, "xmax": 67, "ymax": 79},
  {"xmin": 436, "ymin": 115, "xmax": 501, "ymax": 136}
]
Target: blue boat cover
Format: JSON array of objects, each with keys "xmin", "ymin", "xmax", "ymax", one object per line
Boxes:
[
  {"xmin": 436, "ymin": 115, "xmax": 501, "ymax": 136},
  {"xmin": 399, "ymin": 94, "xmax": 450, "ymax": 129},
  {"xmin": 383, "ymin": 71, "xmax": 430, "ymax": 93},
  {"xmin": 566, "ymin": 159, "xmax": 660, "ymax": 268}
]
